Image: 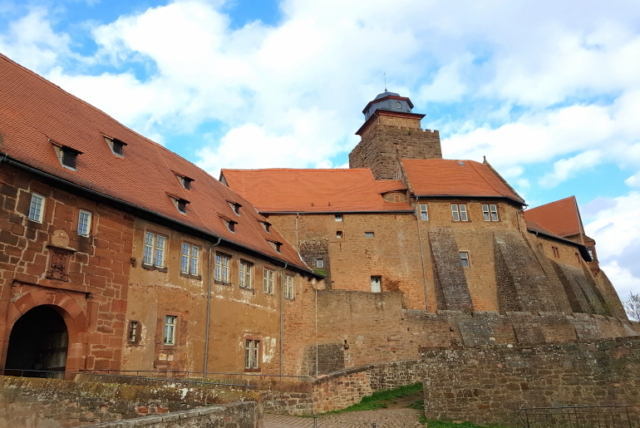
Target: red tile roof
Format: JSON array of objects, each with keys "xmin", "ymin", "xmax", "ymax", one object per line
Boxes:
[
  {"xmin": 401, "ymin": 159, "xmax": 525, "ymax": 204},
  {"xmin": 524, "ymin": 196, "xmax": 583, "ymax": 238},
  {"xmin": 0, "ymin": 53, "xmax": 308, "ymax": 272},
  {"xmin": 221, "ymin": 169, "xmax": 413, "ymax": 213}
]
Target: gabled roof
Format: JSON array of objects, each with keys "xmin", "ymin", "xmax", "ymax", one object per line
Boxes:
[
  {"xmin": 401, "ymin": 159, "xmax": 525, "ymax": 204},
  {"xmin": 524, "ymin": 196, "xmax": 583, "ymax": 238},
  {"xmin": 0, "ymin": 53, "xmax": 309, "ymax": 272},
  {"xmin": 221, "ymin": 169, "xmax": 413, "ymax": 213}
]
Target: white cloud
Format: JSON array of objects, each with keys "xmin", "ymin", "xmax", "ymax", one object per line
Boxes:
[
  {"xmin": 584, "ymin": 191, "xmax": 640, "ymax": 298},
  {"xmin": 539, "ymin": 150, "xmax": 601, "ymax": 188}
]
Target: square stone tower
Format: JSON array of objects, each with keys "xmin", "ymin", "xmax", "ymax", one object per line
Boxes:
[{"xmin": 349, "ymin": 92, "xmax": 442, "ymax": 180}]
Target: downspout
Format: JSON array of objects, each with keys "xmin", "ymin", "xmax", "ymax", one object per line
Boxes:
[
  {"xmin": 280, "ymin": 261, "xmax": 288, "ymax": 379},
  {"xmin": 414, "ymin": 200, "xmax": 429, "ymax": 312},
  {"xmin": 203, "ymin": 236, "xmax": 222, "ymax": 377}
]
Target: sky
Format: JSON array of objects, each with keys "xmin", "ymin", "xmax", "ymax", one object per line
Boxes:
[{"xmin": 0, "ymin": 0, "xmax": 638, "ymax": 300}]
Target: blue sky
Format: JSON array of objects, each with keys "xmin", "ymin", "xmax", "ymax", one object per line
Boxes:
[{"xmin": 0, "ymin": 0, "xmax": 639, "ymax": 298}]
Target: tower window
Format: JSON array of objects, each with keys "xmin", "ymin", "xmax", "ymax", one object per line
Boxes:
[
  {"xmin": 335, "ymin": 214, "xmax": 343, "ymax": 222},
  {"xmin": 316, "ymin": 258, "xmax": 324, "ymax": 268},
  {"xmin": 336, "ymin": 231, "xmax": 343, "ymax": 239},
  {"xmin": 459, "ymin": 252, "xmax": 470, "ymax": 267},
  {"xmin": 365, "ymin": 232, "xmax": 375, "ymax": 238},
  {"xmin": 419, "ymin": 204, "xmax": 428, "ymax": 221}
]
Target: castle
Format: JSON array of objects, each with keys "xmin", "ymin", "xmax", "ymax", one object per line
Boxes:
[{"xmin": 0, "ymin": 52, "xmax": 636, "ymax": 383}]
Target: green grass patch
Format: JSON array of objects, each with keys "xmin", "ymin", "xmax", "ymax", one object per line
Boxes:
[{"xmin": 321, "ymin": 382, "xmax": 423, "ymax": 414}]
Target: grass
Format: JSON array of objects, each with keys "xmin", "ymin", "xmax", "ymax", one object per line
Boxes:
[{"xmin": 321, "ymin": 382, "xmax": 423, "ymax": 414}]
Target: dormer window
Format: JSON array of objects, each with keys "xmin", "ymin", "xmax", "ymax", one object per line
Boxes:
[
  {"xmin": 104, "ymin": 136, "xmax": 127, "ymax": 157},
  {"xmin": 268, "ymin": 240, "xmax": 282, "ymax": 253},
  {"xmin": 168, "ymin": 194, "xmax": 189, "ymax": 214},
  {"xmin": 228, "ymin": 201, "xmax": 241, "ymax": 215},
  {"xmin": 179, "ymin": 175, "xmax": 193, "ymax": 190},
  {"xmin": 260, "ymin": 221, "xmax": 271, "ymax": 233},
  {"xmin": 51, "ymin": 141, "xmax": 82, "ymax": 170},
  {"xmin": 220, "ymin": 216, "xmax": 237, "ymax": 232}
]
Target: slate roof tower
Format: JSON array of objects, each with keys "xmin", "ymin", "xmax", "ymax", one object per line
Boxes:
[{"xmin": 348, "ymin": 91, "xmax": 442, "ymax": 179}]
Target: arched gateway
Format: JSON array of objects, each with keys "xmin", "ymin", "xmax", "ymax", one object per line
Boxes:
[{"xmin": 5, "ymin": 306, "xmax": 68, "ymax": 378}]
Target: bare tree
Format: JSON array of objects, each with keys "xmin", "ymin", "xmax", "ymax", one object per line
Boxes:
[{"xmin": 624, "ymin": 292, "xmax": 640, "ymax": 321}]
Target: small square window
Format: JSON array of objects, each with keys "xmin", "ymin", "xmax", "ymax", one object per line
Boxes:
[
  {"xmin": 336, "ymin": 231, "xmax": 343, "ymax": 239},
  {"xmin": 316, "ymin": 258, "xmax": 324, "ymax": 268},
  {"xmin": 163, "ymin": 315, "xmax": 177, "ymax": 345},
  {"xmin": 28, "ymin": 193, "xmax": 45, "ymax": 223},
  {"xmin": 419, "ymin": 204, "xmax": 428, "ymax": 221},
  {"xmin": 335, "ymin": 214, "xmax": 343, "ymax": 222},
  {"xmin": 365, "ymin": 232, "xmax": 374, "ymax": 238},
  {"xmin": 78, "ymin": 210, "xmax": 92, "ymax": 237},
  {"xmin": 459, "ymin": 251, "xmax": 470, "ymax": 267}
]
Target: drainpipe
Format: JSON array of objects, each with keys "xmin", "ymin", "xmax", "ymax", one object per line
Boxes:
[
  {"xmin": 279, "ymin": 261, "xmax": 288, "ymax": 379},
  {"xmin": 414, "ymin": 201, "xmax": 429, "ymax": 312},
  {"xmin": 203, "ymin": 236, "xmax": 222, "ymax": 377}
]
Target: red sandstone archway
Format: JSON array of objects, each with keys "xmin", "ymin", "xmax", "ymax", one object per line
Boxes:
[{"xmin": 2, "ymin": 289, "xmax": 88, "ymax": 376}]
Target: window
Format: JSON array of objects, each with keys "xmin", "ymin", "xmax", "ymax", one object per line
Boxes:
[
  {"xmin": 239, "ymin": 260, "xmax": 253, "ymax": 289},
  {"xmin": 177, "ymin": 199, "xmax": 187, "ymax": 214},
  {"xmin": 459, "ymin": 252, "xmax": 470, "ymax": 267},
  {"xmin": 215, "ymin": 253, "xmax": 230, "ymax": 283},
  {"xmin": 365, "ymin": 232, "xmax": 375, "ymax": 238},
  {"xmin": 482, "ymin": 204, "xmax": 499, "ymax": 221},
  {"xmin": 78, "ymin": 210, "xmax": 92, "ymax": 237},
  {"xmin": 179, "ymin": 176, "xmax": 193, "ymax": 190},
  {"xmin": 335, "ymin": 214, "xmax": 343, "ymax": 222},
  {"xmin": 587, "ymin": 246, "xmax": 595, "ymax": 260},
  {"xmin": 143, "ymin": 232, "xmax": 166, "ymax": 267},
  {"xmin": 105, "ymin": 136, "xmax": 127, "ymax": 157},
  {"xmin": 316, "ymin": 258, "xmax": 324, "ymax": 268},
  {"xmin": 552, "ymin": 246, "xmax": 560, "ymax": 258},
  {"xmin": 284, "ymin": 275, "xmax": 294, "ymax": 300},
  {"xmin": 370, "ymin": 276, "xmax": 381, "ymax": 293},
  {"xmin": 260, "ymin": 221, "xmax": 271, "ymax": 233},
  {"xmin": 61, "ymin": 148, "xmax": 78, "ymax": 169},
  {"xmin": 268, "ymin": 240, "xmax": 282, "ymax": 253},
  {"xmin": 451, "ymin": 204, "xmax": 468, "ymax": 221},
  {"xmin": 419, "ymin": 204, "xmax": 428, "ymax": 221},
  {"xmin": 181, "ymin": 243, "xmax": 199, "ymax": 276},
  {"xmin": 263, "ymin": 268, "xmax": 275, "ymax": 294},
  {"xmin": 228, "ymin": 201, "xmax": 241, "ymax": 215},
  {"xmin": 128, "ymin": 320, "xmax": 141, "ymax": 344},
  {"xmin": 28, "ymin": 193, "xmax": 45, "ymax": 223},
  {"xmin": 222, "ymin": 218, "xmax": 237, "ymax": 232},
  {"xmin": 336, "ymin": 231, "xmax": 343, "ymax": 239},
  {"xmin": 163, "ymin": 316, "xmax": 177, "ymax": 345},
  {"xmin": 245, "ymin": 339, "xmax": 260, "ymax": 369}
]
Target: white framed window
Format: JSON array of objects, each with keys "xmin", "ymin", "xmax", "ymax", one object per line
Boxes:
[
  {"xmin": 143, "ymin": 232, "xmax": 166, "ymax": 267},
  {"xmin": 482, "ymin": 204, "xmax": 499, "ymax": 221},
  {"xmin": 163, "ymin": 315, "xmax": 177, "ymax": 345},
  {"xmin": 28, "ymin": 193, "xmax": 45, "ymax": 223},
  {"xmin": 215, "ymin": 253, "xmax": 230, "ymax": 283},
  {"xmin": 459, "ymin": 251, "xmax": 470, "ymax": 267},
  {"xmin": 451, "ymin": 204, "xmax": 468, "ymax": 221},
  {"xmin": 371, "ymin": 276, "xmax": 382, "ymax": 293},
  {"xmin": 78, "ymin": 210, "xmax": 92, "ymax": 237},
  {"xmin": 263, "ymin": 268, "xmax": 275, "ymax": 294},
  {"xmin": 335, "ymin": 214, "xmax": 343, "ymax": 222},
  {"xmin": 419, "ymin": 204, "xmax": 428, "ymax": 221},
  {"xmin": 245, "ymin": 339, "xmax": 260, "ymax": 369},
  {"xmin": 316, "ymin": 258, "xmax": 324, "ymax": 268},
  {"xmin": 181, "ymin": 243, "xmax": 199, "ymax": 275},
  {"xmin": 239, "ymin": 260, "xmax": 253, "ymax": 289},
  {"xmin": 284, "ymin": 274, "xmax": 294, "ymax": 300}
]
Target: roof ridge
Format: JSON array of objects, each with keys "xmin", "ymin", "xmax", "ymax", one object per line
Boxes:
[
  {"xmin": 467, "ymin": 160, "xmax": 507, "ymax": 198},
  {"xmin": 526, "ymin": 195, "xmax": 576, "ymax": 212}
]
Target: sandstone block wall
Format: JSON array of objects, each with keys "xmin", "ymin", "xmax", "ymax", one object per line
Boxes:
[{"xmin": 422, "ymin": 337, "xmax": 640, "ymax": 426}]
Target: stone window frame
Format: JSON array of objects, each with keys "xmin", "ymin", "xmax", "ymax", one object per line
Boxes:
[
  {"xmin": 459, "ymin": 251, "xmax": 470, "ymax": 267},
  {"xmin": 128, "ymin": 320, "xmax": 142, "ymax": 345},
  {"xmin": 284, "ymin": 274, "xmax": 295, "ymax": 300},
  {"xmin": 77, "ymin": 209, "xmax": 92, "ymax": 237},
  {"xmin": 419, "ymin": 203, "xmax": 429, "ymax": 221},
  {"xmin": 482, "ymin": 203, "xmax": 499, "ymax": 222},
  {"xmin": 263, "ymin": 267, "xmax": 275, "ymax": 295},
  {"xmin": 28, "ymin": 192, "xmax": 45, "ymax": 223},
  {"xmin": 239, "ymin": 259, "xmax": 254, "ymax": 290},
  {"xmin": 214, "ymin": 252, "xmax": 232, "ymax": 285},
  {"xmin": 244, "ymin": 337, "xmax": 261, "ymax": 372},
  {"xmin": 142, "ymin": 231, "xmax": 167, "ymax": 270},
  {"xmin": 451, "ymin": 204, "xmax": 469, "ymax": 222},
  {"xmin": 163, "ymin": 314, "xmax": 178, "ymax": 346},
  {"xmin": 552, "ymin": 246, "xmax": 560, "ymax": 258},
  {"xmin": 180, "ymin": 242, "xmax": 201, "ymax": 279}
]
